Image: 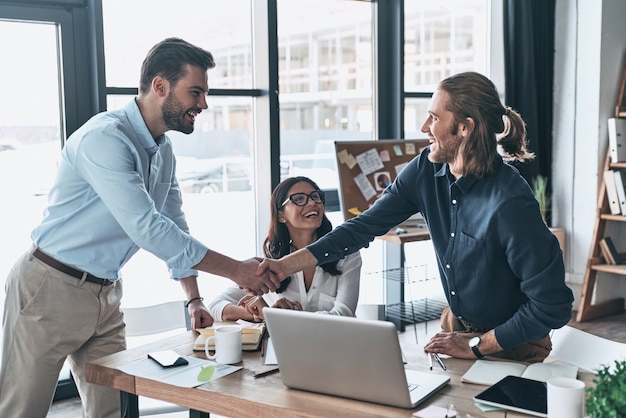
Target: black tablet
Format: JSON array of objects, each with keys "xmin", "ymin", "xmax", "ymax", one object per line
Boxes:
[{"xmin": 473, "ymin": 375, "xmax": 547, "ymax": 417}]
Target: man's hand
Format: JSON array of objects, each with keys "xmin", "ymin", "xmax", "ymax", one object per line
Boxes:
[
  {"xmin": 179, "ymin": 276, "xmax": 212, "ymax": 330},
  {"xmin": 423, "ymin": 332, "xmax": 477, "ymax": 359},
  {"xmin": 187, "ymin": 302, "xmax": 213, "ymax": 331},
  {"xmin": 257, "ymin": 258, "xmax": 289, "ymax": 283},
  {"xmin": 192, "ymin": 251, "xmax": 281, "ymax": 295},
  {"xmin": 424, "ymin": 330, "xmax": 501, "ymax": 359},
  {"xmin": 256, "ymin": 248, "xmax": 318, "ymax": 285},
  {"xmin": 234, "ymin": 258, "xmax": 281, "ymax": 296}
]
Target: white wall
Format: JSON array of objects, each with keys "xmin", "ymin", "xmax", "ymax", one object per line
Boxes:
[{"xmin": 553, "ymin": 0, "xmax": 626, "ymax": 307}]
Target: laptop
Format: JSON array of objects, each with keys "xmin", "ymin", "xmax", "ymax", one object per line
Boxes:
[{"xmin": 263, "ymin": 308, "xmax": 450, "ymax": 408}]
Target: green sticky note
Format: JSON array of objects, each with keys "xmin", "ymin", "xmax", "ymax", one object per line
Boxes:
[{"xmin": 197, "ymin": 365, "xmax": 215, "ymax": 382}]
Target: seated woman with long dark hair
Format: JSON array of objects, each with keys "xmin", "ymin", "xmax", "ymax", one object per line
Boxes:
[{"xmin": 207, "ymin": 176, "xmax": 361, "ymax": 321}]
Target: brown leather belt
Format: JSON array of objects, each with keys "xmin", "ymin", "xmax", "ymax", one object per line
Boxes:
[
  {"xmin": 32, "ymin": 248, "xmax": 113, "ymax": 286},
  {"xmin": 459, "ymin": 318, "xmax": 491, "ymax": 333}
]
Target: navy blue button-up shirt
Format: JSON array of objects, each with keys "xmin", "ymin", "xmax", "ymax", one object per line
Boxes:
[{"xmin": 309, "ymin": 147, "xmax": 573, "ymax": 349}]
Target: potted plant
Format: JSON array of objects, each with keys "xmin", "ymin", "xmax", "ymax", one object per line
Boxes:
[
  {"xmin": 532, "ymin": 174, "xmax": 550, "ymax": 224},
  {"xmin": 531, "ymin": 175, "xmax": 565, "ymax": 252},
  {"xmin": 585, "ymin": 359, "xmax": 626, "ymax": 417}
]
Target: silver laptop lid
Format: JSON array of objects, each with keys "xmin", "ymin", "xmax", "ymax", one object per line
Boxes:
[{"xmin": 263, "ymin": 307, "xmax": 449, "ymax": 408}]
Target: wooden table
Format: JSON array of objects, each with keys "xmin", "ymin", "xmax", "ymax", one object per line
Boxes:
[
  {"xmin": 376, "ymin": 224, "xmax": 431, "ymax": 245},
  {"xmin": 86, "ymin": 331, "xmax": 596, "ymax": 418}
]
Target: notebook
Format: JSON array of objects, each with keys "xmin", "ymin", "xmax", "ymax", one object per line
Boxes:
[
  {"xmin": 194, "ymin": 320, "xmax": 265, "ymax": 351},
  {"xmin": 263, "ymin": 308, "xmax": 450, "ymax": 408}
]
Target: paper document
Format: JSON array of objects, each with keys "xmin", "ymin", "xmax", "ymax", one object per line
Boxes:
[
  {"xmin": 119, "ymin": 355, "xmax": 241, "ymax": 388},
  {"xmin": 263, "ymin": 337, "xmax": 278, "ymax": 366}
]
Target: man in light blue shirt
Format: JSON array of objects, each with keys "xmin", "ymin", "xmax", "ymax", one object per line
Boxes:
[{"xmin": 0, "ymin": 37, "xmax": 279, "ymax": 418}]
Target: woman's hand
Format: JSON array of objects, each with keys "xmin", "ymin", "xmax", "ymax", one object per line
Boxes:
[
  {"xmin": 240, "ymin": 296, "xmax": 269, "ymax": 320},
  {"xmin": 272, "ymin": 297, "xmax": 302, "ymax": 311}
]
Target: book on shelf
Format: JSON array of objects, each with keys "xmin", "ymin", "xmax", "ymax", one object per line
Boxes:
[
  {"xmin": 615, "ymin": 170, "xmax": 626, "ymax": 215},
  {"xmin": 461, "ymin": 359, "xmax": 578, "ymax": 386},
  {"xmin": 608, "ymin": 117, "xmax": 626, "ymax": 162},
  {"xmin": 604, "ymin": 170, "xmax": 622, "ymax": 215},
  {"xmin": 194, "ymin": 320, "xmax": 266, "ymax": 351},
  {"xmin": 599, "ymin": 238, "xmax": 617, "ymax": 264},
  {"xmin": 600, "ymin": 236, "xmax": 621, "ymax": 265}
]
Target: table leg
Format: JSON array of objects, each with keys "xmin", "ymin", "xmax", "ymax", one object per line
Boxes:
[
  {"xmin": 120, "ymin": 391, "xmax": 139, "ymax": 418},
  {"xmin": 190, "ymin": 410, "xmax": 210, "ymax": 418}
]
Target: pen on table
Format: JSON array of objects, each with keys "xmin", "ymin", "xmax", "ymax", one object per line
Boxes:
[
  {"xmin": 428, "ymin": 352, "xmax": 433, "ymax": 370},
  {"xmin": 253, "ymin": 366, "xmax": 279, "ymax": 378},
  {"xmin": 433, "ymin": 353, "xmax": 447, "ymax": 371}
]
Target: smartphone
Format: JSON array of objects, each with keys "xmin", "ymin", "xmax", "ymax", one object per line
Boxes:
[{"xmin": 147, "ymin": 350, "xmax": 189, "ymax": 368}]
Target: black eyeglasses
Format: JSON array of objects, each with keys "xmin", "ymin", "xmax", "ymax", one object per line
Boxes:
[{"xmin": 281, "ymin": 190, "xmax": 325, "ymax": 207}]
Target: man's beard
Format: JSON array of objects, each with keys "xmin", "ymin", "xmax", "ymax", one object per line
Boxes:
[
  {"xmin": 428, "ymin": 132, "xmax": 463, "ymax": 165},
  {"xmin": 162, "ymin": 91, "xmax": 195, "ymax": 134}
]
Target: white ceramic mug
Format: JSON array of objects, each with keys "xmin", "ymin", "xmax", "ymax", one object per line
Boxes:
[
  {"xmin": 547, "ymin": 377, "xmax": 585, "ymax": 418},
  {"xmin": 204, "ymin": 325, "xmax": 242, "ymax": 364}
]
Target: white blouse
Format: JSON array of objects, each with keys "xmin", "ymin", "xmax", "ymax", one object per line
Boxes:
[
  {"xmin": 207, "ymin": 251, "xmax": 362, "ymax": 319},
  {"xmin": 262, "ymin": 251, "xmax": 362, "ymax": 316}
]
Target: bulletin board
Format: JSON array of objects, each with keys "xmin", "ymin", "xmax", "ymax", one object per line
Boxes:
[{"xmin": 334, "ymin": 139, "xmax": 430, "ymax": 221}]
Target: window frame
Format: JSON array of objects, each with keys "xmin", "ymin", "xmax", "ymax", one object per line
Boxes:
[{"xmin": 0, "ymin": 0, "xmax": 98, "ymax": 400}]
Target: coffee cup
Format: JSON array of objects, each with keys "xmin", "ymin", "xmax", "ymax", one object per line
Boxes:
[
  {"xmin": 204, "ymin": 325, "xmax": 242, "ymax": 364},
  {"xmin": 547, "ymin": 377, "xmax": 585, "ymax": 418}
]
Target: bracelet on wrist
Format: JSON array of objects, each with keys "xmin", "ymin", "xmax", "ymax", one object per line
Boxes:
[{"xmin": 185, "ymin": 296, "xmax": 204, "ymax": 308}]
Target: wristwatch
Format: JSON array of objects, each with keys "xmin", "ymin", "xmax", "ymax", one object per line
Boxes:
[{"xmin": 469, "ymin": 336, "xmax": 485, "ymax": 359}]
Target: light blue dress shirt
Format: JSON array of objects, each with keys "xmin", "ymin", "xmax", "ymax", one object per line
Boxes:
[{"xmin": 31, "ymin": 99, "xmax": 208, "ymax": 281}]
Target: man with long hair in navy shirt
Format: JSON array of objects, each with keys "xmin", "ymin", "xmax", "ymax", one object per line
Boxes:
[{"xmin": 258, "ymin": 72, "xmax": 573, "ymax": 364}]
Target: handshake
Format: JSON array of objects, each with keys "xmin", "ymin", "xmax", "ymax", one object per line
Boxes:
[{"xmin": 234, "ymin": 248, "xmax": 317, "ymax": 296}]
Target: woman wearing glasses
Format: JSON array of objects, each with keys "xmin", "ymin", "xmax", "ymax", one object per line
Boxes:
[{"xmin": 207, "ymin": 176, "xmax": 362, "ymax": 321}]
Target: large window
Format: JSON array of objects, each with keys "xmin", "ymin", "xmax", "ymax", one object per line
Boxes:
[
  {"xmin": 0, "ymin": 19, "xmax": 63, "ymax": 319},
  {"xmin": 0, "ymin": 2, "xmax": 88, "ymax": 393},
  {"xmin": 276, "ymin": 0, "xmax": 385, "ymax": 302},
  {"xmin": 0, "ymin": 0, "xmax": 495, "ymax": 312},
  {"xmin": 102, "ymin": 0, "xmax": 260, "ymax": 306},
  {"xmin": 278, "ymin": 0, "xmax": 373, "ymax": 192},
  {"xmin": 404, "ymin": 0, "xmax": 490, "ymax": 139},
  {"xmin": 0, "ymin": 20, "xmax": 63, "ymax": 272}
]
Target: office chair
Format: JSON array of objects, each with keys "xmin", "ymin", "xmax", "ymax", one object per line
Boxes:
[{"xmin": 121, "ymin": 300, "xmax": 196, "ymax": 417}]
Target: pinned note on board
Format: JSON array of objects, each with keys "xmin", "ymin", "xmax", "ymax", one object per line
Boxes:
[{"xmin": 334, "ymin": 139, "xmax": 430, "ymax": 221}]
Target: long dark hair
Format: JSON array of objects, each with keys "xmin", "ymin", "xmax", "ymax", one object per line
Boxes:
[
  {"xmin": 439, "ymin": 71, "xmax": 534, "ymax": 178},
  {"xmin": 263, "ymin": 176, "xmax": 341, "ymax": 293}
]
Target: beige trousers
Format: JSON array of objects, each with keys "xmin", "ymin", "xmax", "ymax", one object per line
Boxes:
[
  {"xmin": 0, "ymin": 249, "xmax": 125, "ymax": 418},
  {"xmin": 440, "ymin": 306, "xmax": 552, "ymax": 363}
]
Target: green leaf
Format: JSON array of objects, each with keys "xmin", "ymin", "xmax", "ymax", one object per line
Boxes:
[
  {"xmin": 586, "ymin": 359, "xmax": 626, "ymax": 418},
  {"xmin": 197, "ymin": 365, "xmax": 215, "ymax": 382}
]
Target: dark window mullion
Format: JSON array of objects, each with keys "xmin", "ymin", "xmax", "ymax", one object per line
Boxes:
[{"xmin": 105, "ymin": 87, "xmax": 265, "ymax": 97}]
